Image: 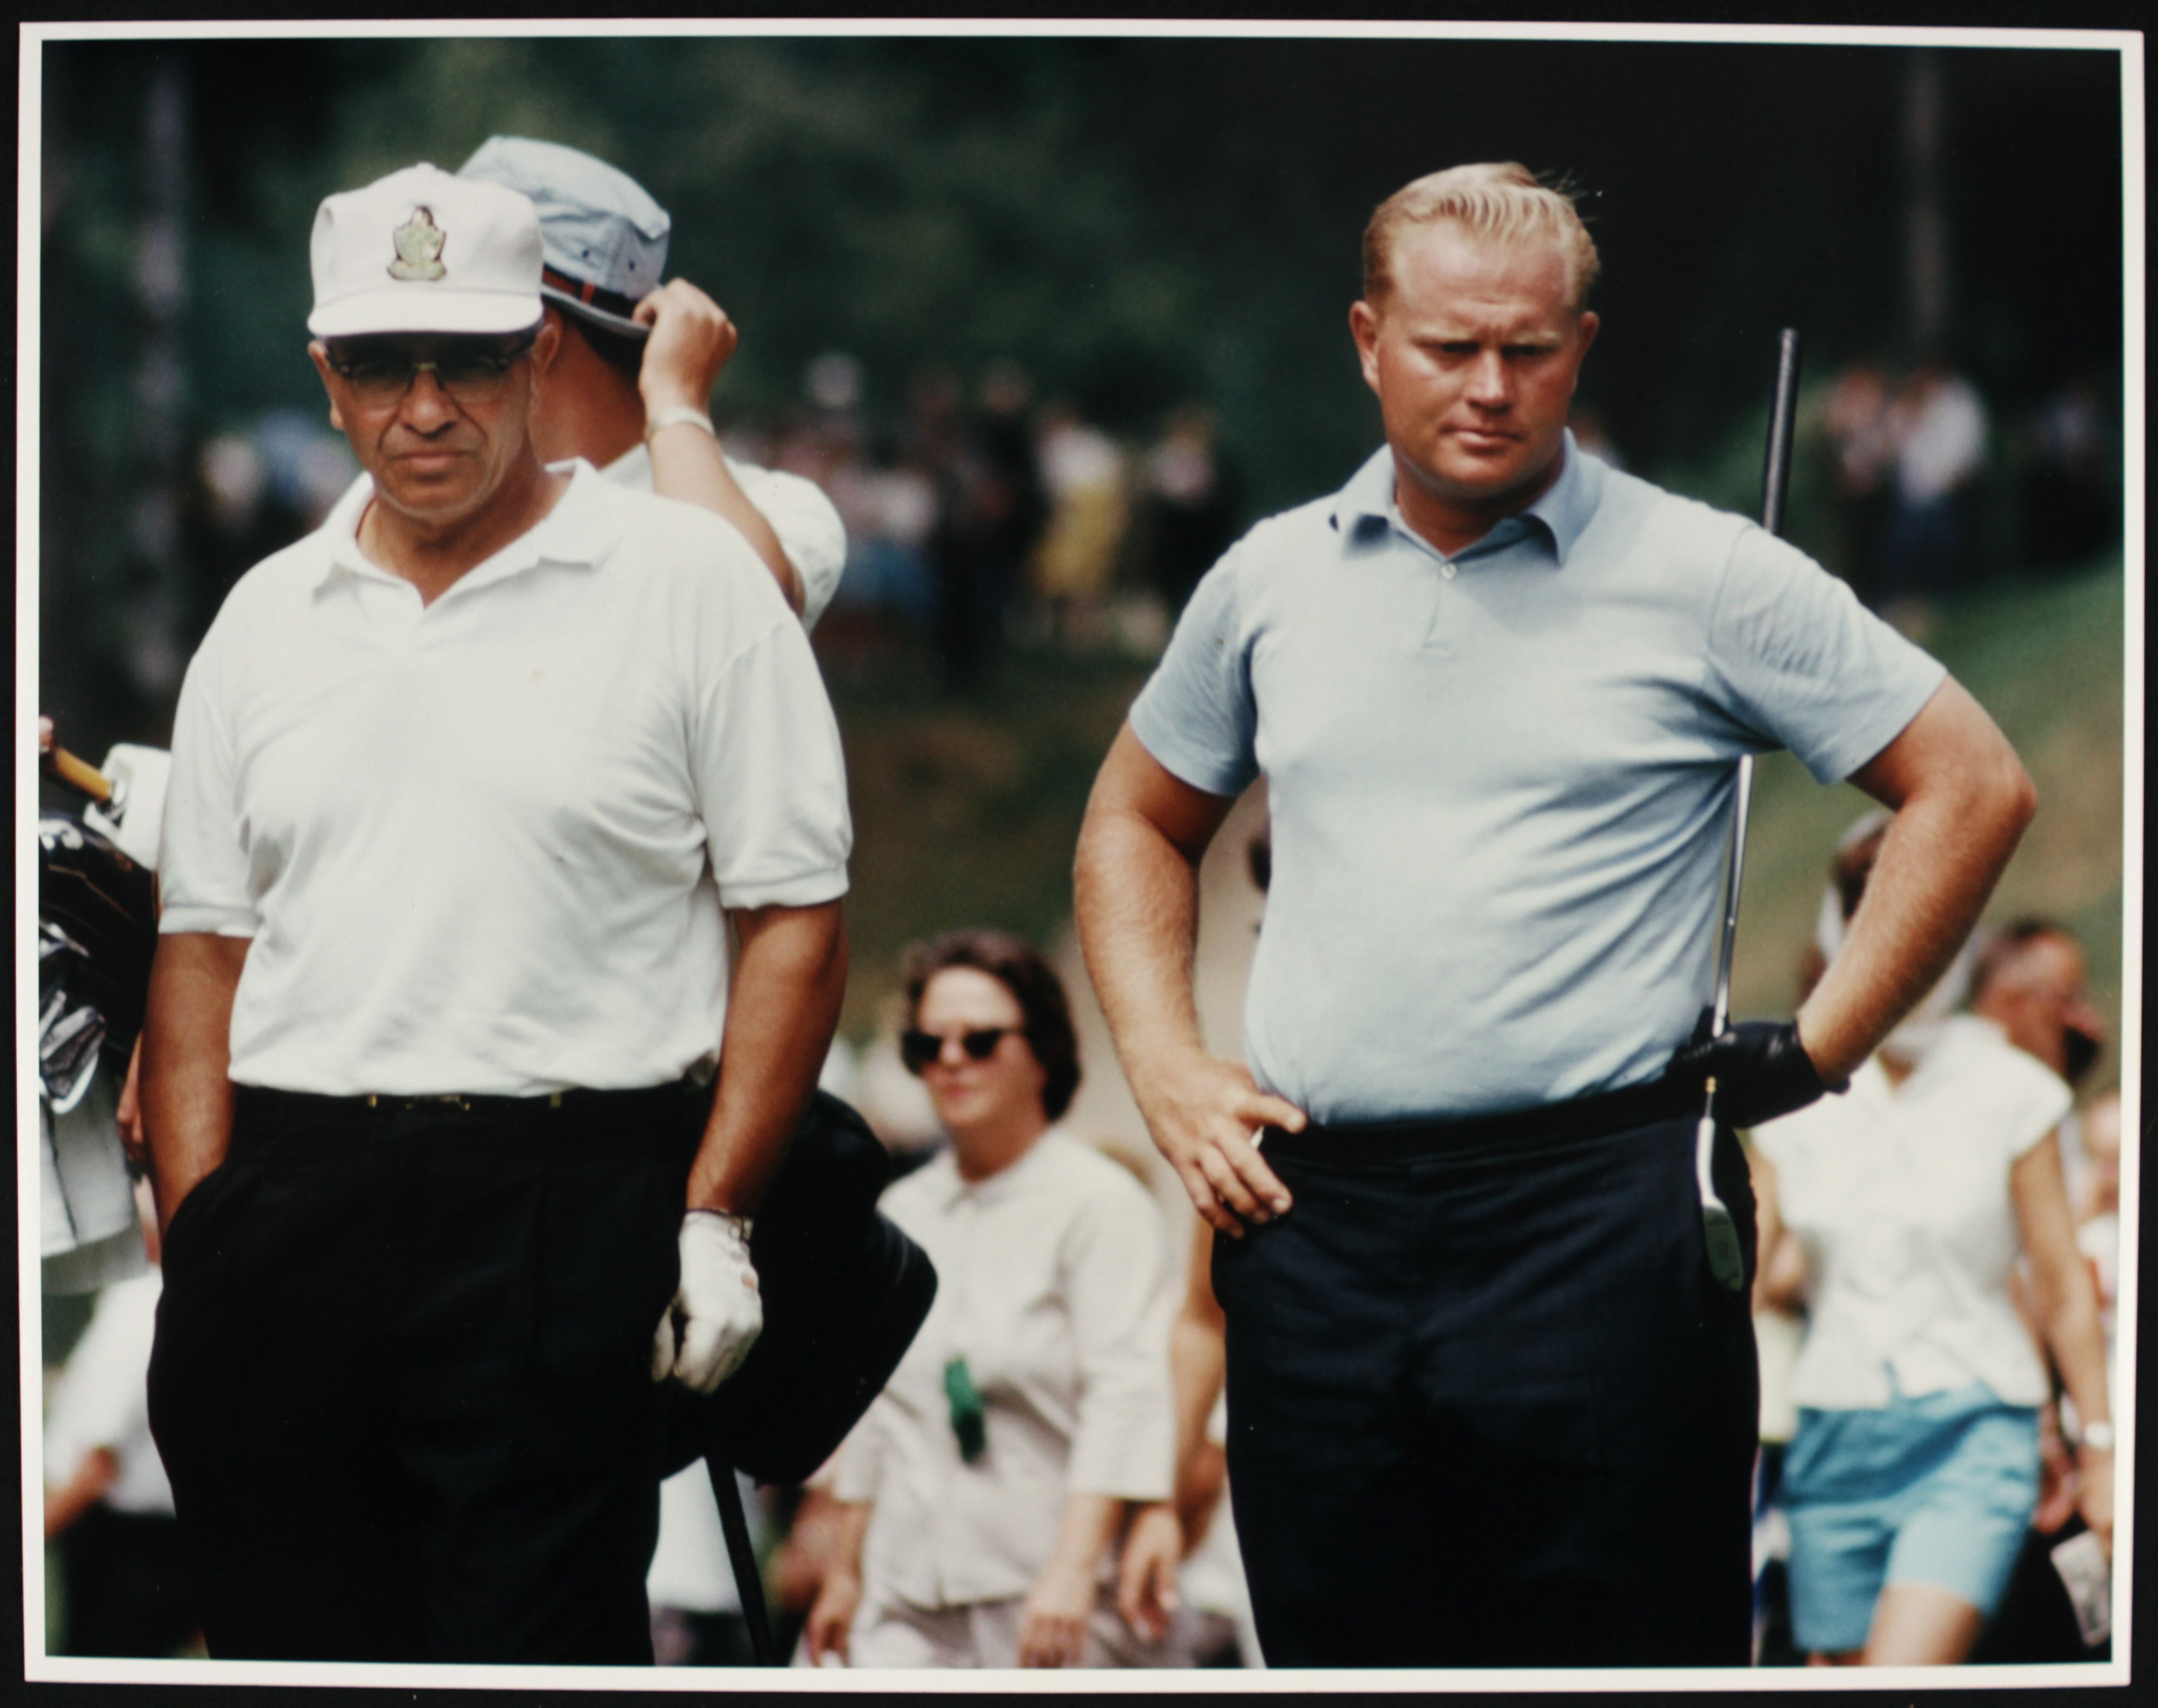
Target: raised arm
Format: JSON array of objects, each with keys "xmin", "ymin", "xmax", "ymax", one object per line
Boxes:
[
  {"xmin": 140, "ymin": 931, "xmax": 250, "ymax": 1237},
  {"xmin": 1796, "ymin": 677, "xmax": 2035, "ymax": 1083},
  {"xmin": 637, "ymin": 279, "xmax": 805, "ymax": 613},
  {"xmin": 1075, "ymin": 724, "xmax": 1305, "ymax": 1234}
]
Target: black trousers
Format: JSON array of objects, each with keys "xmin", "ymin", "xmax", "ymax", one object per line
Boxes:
[
  {"xmin": 1213, "ymin": 1098, "xmax": 1759, "ymax": 1669},
  {"xmin": 146, "ymin": 1082, "xmax": 701, "ymax": 1664}
]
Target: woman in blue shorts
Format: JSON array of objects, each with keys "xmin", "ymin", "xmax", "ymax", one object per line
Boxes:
[{"xmin": 1750, "ymin": 822, "xmax": 2114, "ymax": 1665}]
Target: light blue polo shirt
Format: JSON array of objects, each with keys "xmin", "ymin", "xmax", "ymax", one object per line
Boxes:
[{"xmin": 1129, "ymin": 436, "xmax": 1946, "ymax": 1125}]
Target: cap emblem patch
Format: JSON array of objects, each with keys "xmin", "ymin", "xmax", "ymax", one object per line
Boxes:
[{"xmin": 388, "ymin": 206, "xmax": 448, "ymax": 281}]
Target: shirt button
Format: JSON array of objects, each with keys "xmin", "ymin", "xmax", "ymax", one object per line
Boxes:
[{"xmin": 1440, "ymin": 563, "xmax": 1457, "ymax": 580}]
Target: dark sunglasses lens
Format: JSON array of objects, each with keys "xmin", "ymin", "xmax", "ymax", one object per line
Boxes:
[
  {"xmin": 338, "ymin": 354, "xmax": 411, "ymax": 393},
  {"xmin": 962, "ymin": 1030, "xmax": 1005, "ymax": 1060},
  {"xmin": 899, "ymin": 1031, "xmax": 938, "ymax": 1073},
  {"xmin": 437, "ymin": 345, "xmax": 525, "ymax": 388}
]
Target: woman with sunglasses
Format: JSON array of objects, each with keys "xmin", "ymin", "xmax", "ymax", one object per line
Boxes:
[{"xmin": 802, "ymin": 930, "xmax": 1175, "ymax": 1669}]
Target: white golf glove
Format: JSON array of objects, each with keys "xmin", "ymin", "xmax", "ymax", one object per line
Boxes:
[{"xmin": 654, "ymin": 1209, "xmax": 763, "ymax": 1393}]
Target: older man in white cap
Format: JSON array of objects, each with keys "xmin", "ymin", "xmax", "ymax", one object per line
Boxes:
[
  {"xmin": 458, "ymin": 135, "xmax": 845, "ymax": 624},
  {"xmin": 141, "ymin": 162, "xmax": 852, "ymax": 1664}
]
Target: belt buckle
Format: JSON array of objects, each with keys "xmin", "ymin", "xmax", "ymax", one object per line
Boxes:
[{"xmin": 361, "ymin": 1092, "xmax": 472, "ymax": 1112}]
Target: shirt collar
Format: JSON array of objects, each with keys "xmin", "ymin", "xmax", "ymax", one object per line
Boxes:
[
  {"xmin": 1330, "ymin": 429, "xmax": 1602, "ymax": 566},
  {"xmin": 920, "ymin": 1126, "xmax": 1063, "ymax": 1209},
  {"xmin": 313, "ymin": 457, "xmax": 620, "ymax": 596}
]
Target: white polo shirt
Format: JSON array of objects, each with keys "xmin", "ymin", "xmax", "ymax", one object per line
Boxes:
[
  {"xmin": 1754, "ymin": 1014, "xmax": 2072, "ymax": 1410},
  {"xmin": 159, "ymin": 461, "xmax": 851, "ymax": 1097},
  {"xmin": 602, "ymin": 442, "xmax": 847, "ymax": 630},
  {"xmin": 834, "ymin": 1132, "xmax": 1175, "ymax": 1609}
]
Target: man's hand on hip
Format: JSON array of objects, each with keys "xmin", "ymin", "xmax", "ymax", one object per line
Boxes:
[
  {"xmin": 654, "ymin": 1209, "xmax": 762, "ymax": 1392},
  {"xmin": 1135, "ymin": 1051, "xmax": 1305, "ymax": 1237},
  {"xmin": 1664, "ymin": 1011, "xmax": 1844, "ymax": 1130}
]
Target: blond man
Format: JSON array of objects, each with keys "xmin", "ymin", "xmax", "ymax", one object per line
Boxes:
[{"xmin": 1076, "ymin": 163, "xmax": 2033, "ymax": 1666}]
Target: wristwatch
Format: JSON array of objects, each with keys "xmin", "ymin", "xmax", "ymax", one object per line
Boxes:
[{"xmin": 2075, "ymin": 1419, "xmax": 2116, "ymax": 1452}]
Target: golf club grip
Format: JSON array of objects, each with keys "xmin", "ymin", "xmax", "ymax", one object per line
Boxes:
[
  {"xmin": 1760, "ymin": 328, "xmax": 1802, "ymax": 536},
  {"xmin": 47, "ymin": 745, "xmax": 114, "ymax": 803}
]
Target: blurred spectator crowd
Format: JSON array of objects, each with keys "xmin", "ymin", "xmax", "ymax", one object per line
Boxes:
[
  {"xmin": 1818, "ymin": 356, "xmax": 2120, "ymax": 642},
  {"xmin": 734, "ymin": 355, "xmax": 1242, "ymax": 690}
]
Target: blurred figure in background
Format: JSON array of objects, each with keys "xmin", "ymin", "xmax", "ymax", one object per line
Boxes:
[
  {"xmin": 2072, "ymin": 1092, "xmax": 2121, "ymax": 1358},
  {"xmin": 1751, "ymin": 868, "xmax": 2112, "ymax": 1665},
  {"xmin": 1880, "ymin": 356, "xmax": 1988, "ymax": 637},
  {"xmin": 803, "ymin": 930, "xmax": 1174, "ymax": 1667},
  {"xmin": 44, "ymin": 1182, "xmax": 199, "ymax": 1658},
  {"xmin": 1820, "ymin": 356, "xmax": 1899, "ymax": 608},
  {"xmin": 1115, "ymin": 1215, "xmax": 1261, "ymax": 1669},
  {"xmin": 1030, "ymin": 402, "xmax": 1130, "ymax": 647},
  {"xmin": 820, "ymin": 433, "xmax": 940, "ymax": 674},
  {"xmin": 2017, "ymin": 373, "xmax": 2120, "ymax": 572},
  {"xmin": 923, "ymin": 365, "xmax": 1048, "ymax": 691},
  {"xmin": 1127, "ymin": 405, "xmax": 1239, "ymax": 619}
]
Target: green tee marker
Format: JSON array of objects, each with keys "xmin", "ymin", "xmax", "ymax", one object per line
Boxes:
[{"xmin": 944, "ymin": 1356, "xmax": 987, "ymax": 1462}]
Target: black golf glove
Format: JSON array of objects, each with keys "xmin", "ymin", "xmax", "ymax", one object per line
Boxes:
[{"xmin": 1664, "ymin": 1009, "xmax": 1846, "ymax": 1129}]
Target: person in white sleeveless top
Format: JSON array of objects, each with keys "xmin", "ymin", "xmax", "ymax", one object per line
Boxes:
[{"xmin": 1752, "ymin": 827, "xmax": 2112, "ymax": 1666}]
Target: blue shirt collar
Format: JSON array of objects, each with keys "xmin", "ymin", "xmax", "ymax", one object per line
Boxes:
[{"xmin": 1331, "ymin": 429, "xmax": 1601, "ymax": 566}]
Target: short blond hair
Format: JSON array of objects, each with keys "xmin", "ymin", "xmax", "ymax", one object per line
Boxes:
[{"xmin": 1362, "ymin": 162, "xmax": 1600, "ymax": 311}]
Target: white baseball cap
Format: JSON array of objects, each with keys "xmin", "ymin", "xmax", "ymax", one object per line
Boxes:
[
  {"xmin": 307, "ymin": 163, "xmax": 544, "ymax": 339},
  {"xmin": 458, "ymin": 136, "xmax": 670, "ymax": 338}
]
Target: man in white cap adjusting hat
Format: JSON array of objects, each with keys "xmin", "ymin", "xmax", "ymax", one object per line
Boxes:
[
  {"xmin": 141, "ymin": 162, "xmax": 852, "ymax": 1664},
  {"xmin": 459, "ymin": 135, "xmax": 846, "ymax": 625}
]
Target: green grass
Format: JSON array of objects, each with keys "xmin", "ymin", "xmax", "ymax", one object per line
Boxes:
[{"xmin": 827, "ymin": 644, "xmax": 1153, "ymax": 1035}]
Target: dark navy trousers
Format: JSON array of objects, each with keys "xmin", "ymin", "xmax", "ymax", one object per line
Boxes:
[
  {"xmin": 1213, "ymin": 1107, "xmax": 1759, "ymax": 1669},
  {"xmin": 147, "ymin": 1082, "xmax": 700, "ymax": 1664}
]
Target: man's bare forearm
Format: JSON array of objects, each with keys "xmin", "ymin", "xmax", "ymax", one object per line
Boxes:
[
  {"xmin": 646, "ymin": 425, "xmax": 805, "ymax": 612},
  {"xmin": 1074, "ymin": 725, "xmax": 1230, "ymax": 1087},
  {"xmin": 685, "ymin": 899, "xmax": 847, "ymax": 1216},
  {"xmin": 1077, "ymin": 725, "xmax": 1302, "ymax": 1230},
  {"xmin": 1797, "ymin": 678, "xmax": 2035, "ymax": 1081},
  {"xmin": 141, "ymin": 931, "xmax": 250, "ymax": 1235},
  {"xmin": 1076, "ymin": 815, "xmax": 1205, "ymax": 1079}
]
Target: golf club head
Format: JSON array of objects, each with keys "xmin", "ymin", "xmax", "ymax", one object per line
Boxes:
[
  {"xmin": 1694, "ymin": 1110, "xmax": 1747, "ymax": 1293},
  {"xmin": 1701, "ymin": 1203, "xmax": 1747, "ymax": 1293}
]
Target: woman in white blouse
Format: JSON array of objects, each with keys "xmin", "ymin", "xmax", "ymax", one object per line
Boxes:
[
  {"xmin": 802, "ymin": 929, "xmax": 1175, "ymax": 1668},
  {"xmin": 1751, "ymin": 824, "xmax": 2113, "ymax": 1666}
]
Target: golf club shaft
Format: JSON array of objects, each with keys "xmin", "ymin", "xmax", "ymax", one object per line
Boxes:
[
  {"xmin": 1706, "ymin": 328, "xmax": 1803, "ymax": 1060},
  {"xmin": 1696, "ymin": 327, "xmax": 1803, "ymax": 1292}
]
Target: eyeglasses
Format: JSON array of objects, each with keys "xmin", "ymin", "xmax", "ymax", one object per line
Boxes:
[
  {"xmin": 324, "ymin": 336, "xmax": 535, "ymax": 406},
  {"xmin": 900, "ymin": 1027, "xmax": 1017, "ymax": 1075}
]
